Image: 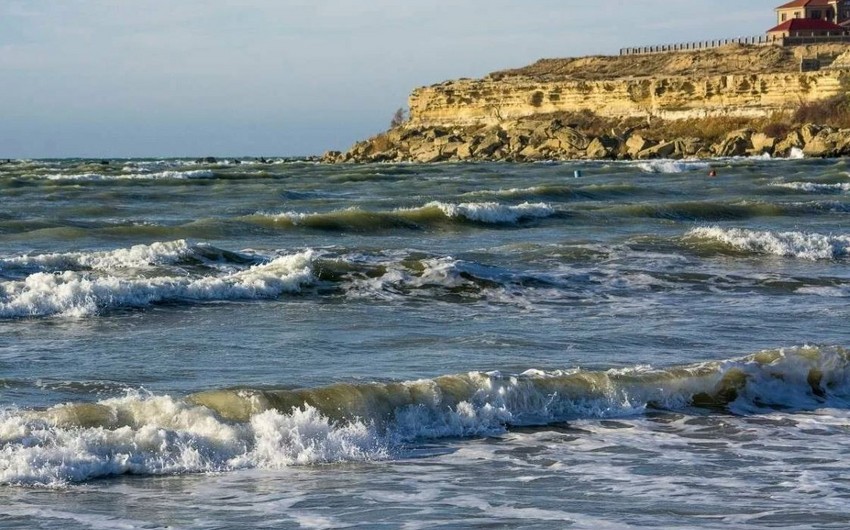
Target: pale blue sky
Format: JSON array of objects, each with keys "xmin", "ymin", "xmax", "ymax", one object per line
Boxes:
[{"xmin": 1, "ymin": 1, "xmax": 778, "ymax": 158}]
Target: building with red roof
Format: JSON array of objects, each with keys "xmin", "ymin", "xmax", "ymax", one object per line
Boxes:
[
  {"xmin": 767, "ymin": 18, "xmax": 846, "ymax": 37},
  {"xmin": 774, "ymin": 0, "xmax": 850, "ymax": 25}
]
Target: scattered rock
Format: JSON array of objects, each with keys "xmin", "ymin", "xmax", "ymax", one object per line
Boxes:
[
  {"xmin": 624, "ymin": 134, "xmax": 652, "ymax": 158},
  {"xmin": 325, "ymin": 118, "xmax": 850, "ymax": 163},
  {"xmin": 713, "ymin": 130, "xmax": 752, "ymax": 157},
  {"xmin": 637, "ymin": 140, "xmax": 677, "ymax": 159},
  {"xmin": 586, "ymin": 136, "xmax": 619, "ymax": 159},
  {"xmin": 803, "ymin": 129, "xmax": 839, "ymax": 157},
  {"xmin": 750, "ymin": 133, "xmax": 776, "ymax": 154},
  {"xmin": 774, "ymin": 130, "xmax": 804, "ymax": 156}
]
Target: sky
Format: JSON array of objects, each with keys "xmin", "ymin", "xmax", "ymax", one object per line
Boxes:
[{"xmin": 0, "ymin": 1, "xmax": 780, "ymax": 158}]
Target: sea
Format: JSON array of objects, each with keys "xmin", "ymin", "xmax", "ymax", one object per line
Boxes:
[{"xmin": 0, "ymin": 155, "xmax": 849, "ymax": 529}]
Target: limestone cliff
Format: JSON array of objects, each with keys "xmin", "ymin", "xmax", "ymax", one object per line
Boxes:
[
  {"xmin": 325, "ymin": 43, "xmax": 850, "ymax": 163},
  {"xmin": 408, "ymin": 70, "xmax": 850, "ymax": 127},
  {"xmin": 408, "ymin": 44, "xmax": 850, "ymax": 126}
]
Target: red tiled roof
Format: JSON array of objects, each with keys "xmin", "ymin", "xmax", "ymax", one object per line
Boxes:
[
  {"xmin": 767, "ymin": 18, "xmax": 845, "ymax": 32},
  {"xmin": 776, "ymin": 0, "xmax": 834, "ymax": 8}
]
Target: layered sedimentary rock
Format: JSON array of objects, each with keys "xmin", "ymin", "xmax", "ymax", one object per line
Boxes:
[
  {"xmin": 407, "ymin": 70, "xmax": 850, "ymax": 127},
  {"xmin": 325, "ymin": 44, "xmax": 850, "ymax": 163}
]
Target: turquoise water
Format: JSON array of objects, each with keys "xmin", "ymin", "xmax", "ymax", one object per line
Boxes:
[{"xmin": 1, "ymin": 157, "xmax": 850, "ymax": 528}]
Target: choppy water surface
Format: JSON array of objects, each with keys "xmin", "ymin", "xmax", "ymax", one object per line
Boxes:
[{"xmin": 1, "ymin": 157, "xmax": 850, "ymax": 528}]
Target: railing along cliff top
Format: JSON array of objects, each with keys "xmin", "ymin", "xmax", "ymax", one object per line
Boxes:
[{"xmin": 619, "ymin": 35, "xmax": 779, "ymax": 56}]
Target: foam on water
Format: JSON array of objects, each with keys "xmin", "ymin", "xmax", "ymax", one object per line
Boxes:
[
  {"xmin": 1, "ymin": 345, "xmax": 846, "ymax": 487},
  {"xmin": 1, "ymin": 240, "xmax": 195, "ymax": 272},
  {"xmin": 40, "ymin": 169, "xmax": 215, "ymax": 181},
  {"xmin": 255, "ymin": 201, "xmax": 556, "ymax": 231},
  {"xmin": 773, "ymin": 181, "xmax": 850, "ymax": 193},
  {"xmin": 635, "ymin": 160, "xmax": 710, "ymax": 173},
  {"xmin": 686, "ymin": 226, "xmax": 850, "ymax": 260},
  {"xmin": 426, "ymin": 201, "xmax": 554, "ymax": 223},
  {"xmin": 0, "ymin": 248, "xmax": 314, "ymax": 318}
]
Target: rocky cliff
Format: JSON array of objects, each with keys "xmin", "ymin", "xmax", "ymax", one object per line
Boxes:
[
  {"xmin": 325, "ymin": 44, "xmax": 850, "ymax": 163},
  {"xmin": 408, "ymin": 70, "xmax": 850, "ymax": 127}
]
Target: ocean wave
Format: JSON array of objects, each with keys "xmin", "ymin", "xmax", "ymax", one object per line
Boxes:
[
  {"xmin": 1, "ymin": 345, "xmax": 846, "ymax": 486},
  {"xmin": 252, "ymin": 201, "xmax": 556, "ymax": 231},
  {"xmin": 0, "ymin": 248, "xmax": 313, "ymax": 318},
  {"xmin": 635, "ymin": 160, "xmax": 710, "ymax": 174},
  {"xmin": 0, "ymin": 240, "xmax": 196, "ymax": 273},
  {"xmin": 686, "ymin": 226, "xmax": 850, "ymax": 260},
  {"xmin": 773, "ymin": 181, "xmax": 850, "ymax": 193},
  {"xmin": 606, "ymin": 201, "xmax": 788, "ymax": 221},
  {"xmin": 0, "ymin": 242, "xmax": 555, "ymax": 317},
  {"xmin": 426, "ymin": 201, "xmax": 554, "ymax": 223},
  {"xmin": 40, "ymin": 169, "xmax": 215, "ymax": 181},
  {"xmin": 461, "ymin": 184, "xmax": 641, "ymax": 202}
]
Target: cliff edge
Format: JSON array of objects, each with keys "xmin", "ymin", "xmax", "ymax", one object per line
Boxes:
[{"xmin": 326, "ymin": 44, "xmax": 850, "ymax": 163}]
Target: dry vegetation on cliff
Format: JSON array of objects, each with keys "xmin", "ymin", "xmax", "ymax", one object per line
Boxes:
[{"xmin": 490, "ymin": 43, "xmax": 850, "ymax": 81}]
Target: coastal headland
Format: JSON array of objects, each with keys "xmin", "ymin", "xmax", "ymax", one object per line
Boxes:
[{"xmin": 325, "ymin": 43, "xmax": 850, "ymax": 163}]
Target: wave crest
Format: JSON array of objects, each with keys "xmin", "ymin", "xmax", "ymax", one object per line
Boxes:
[
  {"xmin": 0, "ymin": 248, "xmax": 314, "ymax": 318},
  {"xmin": 686, "ymin": 226, "xmax": 850, "ymax": 260},
  {"xmin": 1, "ymin": 345, "xmax": 846, "ymax": 486},
  {"xmin": 253, "ymin": 201, "xmax": 557, "ymax": 231}
]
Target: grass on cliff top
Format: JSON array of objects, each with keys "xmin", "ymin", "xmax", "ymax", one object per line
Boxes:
[{"xmin": 490, "ymin": 43, "xmax": 850, "ymax": 81}]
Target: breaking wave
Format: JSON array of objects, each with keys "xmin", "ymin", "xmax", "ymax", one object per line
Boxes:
[
  {"xmin": 0, "ymin": 241, "xmax": 312, "ymax": 318},
  {"xmin": 250, "ymin": 201, "xmax": 556, "ymax": 231},
  {"xmin": 5, "ymin": 237, "xmax": 850, "ymax": 319},
  {"xmin": 773, "ymin": 181, "xmax": 850, "ymax": 193},
  {"xmin": 40, "ymin": 170, "xmax": 215, "ymax": 181},
  {"xmin": 1, "ymin": 345, "xmax": 847, "ymax": 487},
  {"xmin": 0, "ymin": 241, "xmax": 560, "ymax": 318},
  {"xmin": 635, "ymin": 160, "xmax": 711, "ymax": 174},
  {"xmin": 686, "ymin": 226, "xmax": 850, "ymax": 260}
]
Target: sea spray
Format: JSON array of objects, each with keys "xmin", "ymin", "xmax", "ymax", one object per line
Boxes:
[
  {"xmin": 0, "ymin": 250, "xmax": 315, "ymax": 318},
  {"xmin": 2, "ymin": 346, "xmax": 846, "ymax": 486},
  {"xmin": 686, "ymin": 226, "xmax": 850, "ymax": 260}
]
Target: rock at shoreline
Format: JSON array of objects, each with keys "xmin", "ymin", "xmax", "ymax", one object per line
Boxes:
[{"xmin": 323, "ymin": 118, "xmax": 850, "ymax": 163}]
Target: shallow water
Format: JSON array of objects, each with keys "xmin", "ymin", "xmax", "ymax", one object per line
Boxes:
[{"xmin": 1, "ymin": 157, "xmax": 850, "ymax": 528}]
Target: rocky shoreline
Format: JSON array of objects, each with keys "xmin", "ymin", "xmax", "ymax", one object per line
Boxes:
[{"xmin": 322, "ymin": 118, "xmax": 850, "ymax": 163}]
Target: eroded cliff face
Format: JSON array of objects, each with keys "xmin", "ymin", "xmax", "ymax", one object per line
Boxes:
[
  {"xmin": 408, "ymin": 70, "xmax": 850, "ymax": 127},
  {"xmin": 324, "ymin": 44, "xmax": 850, "ymax": 163}
]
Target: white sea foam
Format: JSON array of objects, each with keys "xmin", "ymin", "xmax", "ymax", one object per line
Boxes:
[
  {"xmin": 635, "ymin": 160, "xmax": 710, "ymax": 174},
  {"xmin": 0, "ymin": 250, "xmax": 314, "ymax": 318},
  {"xmin": 1, "ymin": 240, "xmax": 194, "ymax": 272},
  {"xmin": 789, "ymin": 147, "xmax": 805, "ymax": 159},
  {"xmin": 424, "ymin": 201, "xmax": 554, "ymax": 223},
  {"xmin": 687, "ymin": 226, "xmax": 850, "ymax": 260},
  {"xmin": 264, "ymin": 202, "xmax": 556, "ymax": 227},
  {"xmin": 0, "ymin": 393, "xmax": 386, "ymax": 487},
  {"xmin": 1, "ymin": 346, "xmax": 846, "ymax": 486},
  {"xmin": 773, "ymin": 181, "xmax": 850, "ymax": 193},
  {"xmin": 43, "ymin": 169, "xmax": 214, "ymax": 181},
  {"xmin": 341, "ymin": 255, "xmax": 536, "ymax": 304}
]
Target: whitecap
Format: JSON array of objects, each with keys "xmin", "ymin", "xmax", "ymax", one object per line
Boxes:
[
  {"xmin": 0, "ymin": 250, "xmax": 315, "ymax": 318},
  {"xmin": 424, "ymin": 201, "xmax": 554, "ymax": 223},
  {"xmin": 686, "ymin": 226, "xmax": 850, "ymax": 260},
  {"xmin": 773, "ymin": 181, "xmax": 850, "ymax": 193},
  {"xmin": 635, "ymin": 160, "xmax": 710, "ymax": 173}
]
